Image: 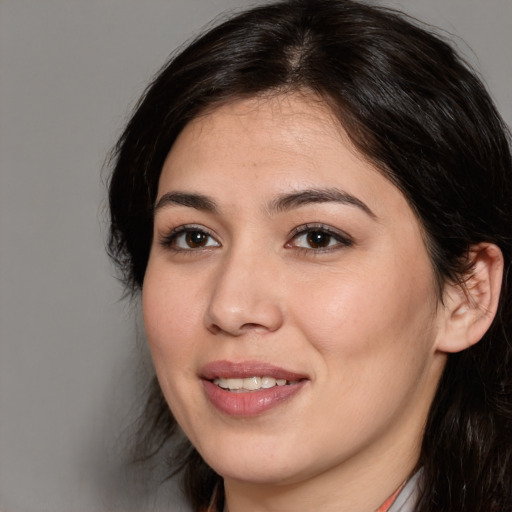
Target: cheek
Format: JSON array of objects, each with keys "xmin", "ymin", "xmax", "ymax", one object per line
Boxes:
[
  {"xmin": 290, "ymin": 253, "xmax": 438, "ymax": 378},
  {"xmin": 142, "ymin": 265, "xmax": 204, "ymax": 379},
  {"xmin": 141, "ymin": 265, "xmax": 213, "ymax": 436},
  {"xmin": 287, "ymin": 260, "xmax": 440, "ymax": 446}
]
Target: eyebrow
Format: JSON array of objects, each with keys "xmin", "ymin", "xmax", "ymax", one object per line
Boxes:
[
  {"xmin": 154, "ymin": 192, "xmax": 219, "ymax": 214},
  {"xmin": 268, "ymin": 187, "xmax": 376, "ymax": 218},
  {"xmin": 154, "ymin": 187, "xmax": 376, "ymax": 219}
]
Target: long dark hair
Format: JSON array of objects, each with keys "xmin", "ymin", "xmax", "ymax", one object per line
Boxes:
[{"xmin": 107, "ymin": 1, "xmax": 512, "ymax": 510}]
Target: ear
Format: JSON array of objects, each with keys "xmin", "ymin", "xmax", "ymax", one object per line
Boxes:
[{"xmin": 436, "ymin": 243, "xmax": 504, "ymax": 354}]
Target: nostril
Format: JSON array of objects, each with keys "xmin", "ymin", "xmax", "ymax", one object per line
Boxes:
[
  {"xmin": 240, "ymin": 322, "xmax": 263, "ymax": 330},
  {"xmin": 207, "ymin": 323, "xmax": 221, "ymax": 335},
  {"xmin": 206, "ymin": 321, "xmax": 276, "ymax": 337}
]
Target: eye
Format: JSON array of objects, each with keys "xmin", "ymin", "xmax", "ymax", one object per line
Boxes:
[
  {"xmin": 161, "ymin": 226, "xmax": 221, "ymax": 250},
  {"xmin": 286, "ymin": 224, "xmax": 352, "ymax": 251},
  {"xmin": 295, "ymin": 230, "xmax": 337, "ymax": 249}
]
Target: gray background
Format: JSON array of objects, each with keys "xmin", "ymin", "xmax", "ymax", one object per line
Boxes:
[{"xmin": 1, "ymin": 1, "xmax": 511, "ymax": 511}]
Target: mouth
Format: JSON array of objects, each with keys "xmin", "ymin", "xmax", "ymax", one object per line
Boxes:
[
  {"xmin": 200, "ymin": 360, "xmax": 308, "ymax": 416},
  {"xmin": 212, "ymin": 376, "xmax": 301, "ymax": 393}
]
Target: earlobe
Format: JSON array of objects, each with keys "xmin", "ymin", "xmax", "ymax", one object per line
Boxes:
[{"xmin": 436, "ymin": 243, "xmax": 504, "ymax": 354}]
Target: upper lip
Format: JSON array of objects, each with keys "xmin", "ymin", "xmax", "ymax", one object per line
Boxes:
[{"xmin": 200, "ymin": 360, "xmax": 308, "ymax": 382}]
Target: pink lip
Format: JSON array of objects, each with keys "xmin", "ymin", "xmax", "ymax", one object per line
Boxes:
[
  {"xmin": 201, "ymin": 360, "xmax": 307, "ymax": 381},
  {"xmin": 201, "ymin": 360, "xmax": 309, "ymax": 417}
]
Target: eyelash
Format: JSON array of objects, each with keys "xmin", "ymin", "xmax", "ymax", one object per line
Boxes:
[
  {"xmin": 159, "ymin": 224, "xmax": 221, "ymax": 252},
  {"xmin": 286, "ymin": 223, "xmax": 353, "ymax": 253},
  {"xmin": 159, "ymin": 223, "xmax": 353, "ymax": 253}
]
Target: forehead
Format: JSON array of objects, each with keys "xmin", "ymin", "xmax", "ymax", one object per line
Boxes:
[
  {"xmin": 158, "ymin": 94, "xmax": 410, "ymax": 223},
  {"xmin": 171, "ymin": 95, "xmax": 347, "ymax": 172},
  {"xmin": 192, "ymin": 93, "xmax": 344, "ymax": 143}
]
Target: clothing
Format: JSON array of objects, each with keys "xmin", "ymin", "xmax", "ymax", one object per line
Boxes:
[
  {"xmin": 387, "ymin": 471, "xmax": 421, "ymax": 512},
  {"xmin": 377, "ymin": 484, "xmax": 405, "ymax": 512}
]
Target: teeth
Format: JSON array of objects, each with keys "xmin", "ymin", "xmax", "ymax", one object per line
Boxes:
[
  {"xmin": 213, "ymin": 376, "xmax": 296, "ymax": 391},
  {"xmin": 261, "ymin": 376, "xmax": 276, "ymax": 389},
  {"xmin": 243, "ymin": 376, "xmax": 262, "ymax": 390}
]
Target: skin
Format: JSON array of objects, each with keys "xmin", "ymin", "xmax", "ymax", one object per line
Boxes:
[{"xmin": 142, "ymin": 93, "xmax": 454, "ymax": 512}]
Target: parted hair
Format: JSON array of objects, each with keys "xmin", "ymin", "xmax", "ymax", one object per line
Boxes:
[{"xmin": 108, "ymin": 1, "xmax": 512, "ymax": 510}]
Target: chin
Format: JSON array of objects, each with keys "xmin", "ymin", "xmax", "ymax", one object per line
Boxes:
[
  {"xmin": 205, "ymin": 432, "xmax": 347, "ymax": 491},
  {"xmin": 197, "ymin": 435, "xmax": 307, "ymax": 485}
]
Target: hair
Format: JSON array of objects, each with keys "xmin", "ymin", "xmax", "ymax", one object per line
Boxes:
[{"xmin": 107, "ymin": 0, "xmax": 512, "ymax": 510}]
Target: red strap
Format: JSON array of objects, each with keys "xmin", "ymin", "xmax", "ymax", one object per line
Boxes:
[{"xmin": 376, "ymin": 483, "xmax": 404, "ymax": 512}]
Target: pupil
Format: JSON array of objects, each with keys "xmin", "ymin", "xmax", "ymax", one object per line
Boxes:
[
  {"xmin": 186, "ymin": 231, "xmax": 207, "ymax": 247},
  {"xmin": 307, "ymin": 231, "xmax": 330, "ymax": 248}
]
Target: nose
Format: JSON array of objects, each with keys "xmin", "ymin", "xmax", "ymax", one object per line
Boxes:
[{"xmin": 204, "ymin": 248, "xmax": 284, "ymax": 337}]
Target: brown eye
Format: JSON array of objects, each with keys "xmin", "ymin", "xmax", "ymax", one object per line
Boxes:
[
  {"xmin": 185, "ymin": 230, "xmax": 209, "ymax": 248},
  {"xmin": 166, "ymin": 227, "xmax": 220, "ymax": 250},
  {"xmin": 287, "ymin": 225, "xmax": 353, "ymax": 251},
  {"xmin": 306, "ymin": 230, "xmax": 332, "ymax": 248}
]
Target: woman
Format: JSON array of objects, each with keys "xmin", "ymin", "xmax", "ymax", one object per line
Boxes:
[{"xmin": 107, "ymin": 0, "xmax": 512, "ymax": 510}]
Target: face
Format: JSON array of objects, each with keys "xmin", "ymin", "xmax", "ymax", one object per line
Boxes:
[{"xmin": 143, "ymin": 94, "xmax": 447, "ymax": 491}]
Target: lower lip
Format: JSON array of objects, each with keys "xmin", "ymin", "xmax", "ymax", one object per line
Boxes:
[{"xmin": 203, "ymin": 380, "xmax": 307, "ymax": 416}]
